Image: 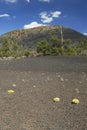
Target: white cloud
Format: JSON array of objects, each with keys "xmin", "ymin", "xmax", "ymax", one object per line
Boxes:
[
  {"xmin": 26, "ymin": 0, "xmax": 30, "ymax": 3},
  {"xmin": 5, "ymin": 0, "xmax": 17, "ymax": 3},
  {"xmin": 0, "ymin": 13, "xmax": 10, "ymax": 18},
  {"xmin": 39, "ymin": 0, "xmax": 51, "ymax": 2},
  {"xmin": 40, "ymin": 12, "xmax": 53, "ymax": 23},
  {"xmin": 23, "ymin": 21, "xmax": 46, "ymax": 29},
  {"xmin": 39, "ymin": 11, "xmax": 61, "ymax": 23},
  {"xmin": 3, "ymin": 0, "xmax": 30, "ymax": 3},
  {"xmin": 51, "ymin": 11, "xmax": 61, "ymax": 18},
  {"xmin": 83, "ymin": 33, "xmax": 87, "ymax": 36}
]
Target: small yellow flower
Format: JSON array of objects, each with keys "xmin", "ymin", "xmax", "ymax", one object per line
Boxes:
[
  {"xmin": 8, "ymin": 89, "xmax": 15, "ymax": 94},
  {"xmin": 53, "ymin": 97, "xmax": 60, "ymax": 102},
  {"xmin": 72, "ymin": 98, "xmax": 79, "ymax": 104}
]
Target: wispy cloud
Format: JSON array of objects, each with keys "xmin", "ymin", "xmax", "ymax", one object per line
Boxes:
[
  {"xmin": 13, "ymin": 16, "xmax": 16, "ymax": 19},
  {"xmin": 3, "ymin": 0, "xmax": 30, "ymax": 3},
  {"xmin": 39, "ymin": 11, "xmax": 61, "ymax": 23},
  {"xmin": 39, "ymin": 0, "xmax": 51, "ymax": 2},
  {"xmin": 5, "ymin": 0, "xmax": 17, "ymax": 3},
  {"xmin": 26, "ymin": 0, "xmax": 30, "ymax": 3},
  {"xmin": 51, "ymin": 11, "xmax": 61, "ymax": 18},
  {"xmin": 83, "ymin": 33, "xmax": 87, "ymax": 36},
  {"xmin": 23, "ymin": 21, "xmax": 46, "ymax": 29},
  {"xmin": 0, "ymin": 13, "xmax": 10, "ymax": 18}
]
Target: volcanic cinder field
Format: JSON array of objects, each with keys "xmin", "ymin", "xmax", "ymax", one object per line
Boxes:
[{"xmin": 0, "ymin": 56, "xmax": 87, "ymax": 130}]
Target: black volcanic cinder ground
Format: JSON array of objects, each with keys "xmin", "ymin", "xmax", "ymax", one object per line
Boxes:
[{"xmin": 0, "ymin": 56, "xmax": 87, "ymax": 130}]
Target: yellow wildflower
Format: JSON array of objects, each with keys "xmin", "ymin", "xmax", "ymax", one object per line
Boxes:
[
  {"xmin": 72, "ymin": 98, "xmax": 79, "ymax": 104},
  {"xmin": 53, "ymin": 97, "xmax": 60, "ymax": 102},
  {"xmin": 8, "ymin": 89, "xmax": 15, "ymax": 94}
]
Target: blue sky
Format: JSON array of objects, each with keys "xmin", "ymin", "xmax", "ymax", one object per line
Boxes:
[{"xmin": 0, "ymin": 0, "xmax": 87, "ymax": 35}]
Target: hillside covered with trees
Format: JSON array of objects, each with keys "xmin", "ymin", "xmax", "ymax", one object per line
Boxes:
[{"xmin": 0, "ymin": 26, "xmax": 87, "ymax": 57}]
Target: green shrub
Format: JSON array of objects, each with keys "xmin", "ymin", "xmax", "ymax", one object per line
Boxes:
[{"xmin": 37, "ymin": 39, "xmax": 50, "ymax": 55}]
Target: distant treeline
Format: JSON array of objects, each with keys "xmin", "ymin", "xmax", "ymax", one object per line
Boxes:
[
  {"xmin": 37, "ymin": 36, "xmax": 87, "ymax": 56},
  {"xmin": 0, "ymin": 36, "xmax": 87, "ymax": 57}
]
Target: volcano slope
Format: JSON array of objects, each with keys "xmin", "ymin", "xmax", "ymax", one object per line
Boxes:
[
  {"xmin": 0, "ymin": 26, "xmax": 87, "ymax": 49},
  {"xmin": 0, "ymin": 56, "xmax": 87, "ymax": 130}
]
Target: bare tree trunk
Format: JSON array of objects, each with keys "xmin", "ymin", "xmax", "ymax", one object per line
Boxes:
[{"xmin": 60, "ymin": 26, "xmax": 64, "ymax": 49}]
